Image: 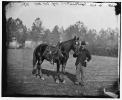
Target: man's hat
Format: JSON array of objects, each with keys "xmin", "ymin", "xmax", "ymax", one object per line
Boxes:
[{"xmin": 81, "ymin": 41, "xmax": 86, "ymax": 45}]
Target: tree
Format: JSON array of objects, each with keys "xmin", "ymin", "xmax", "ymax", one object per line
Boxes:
[
  {"xmin": 30, "ymin": 18, "xmax": 44, "ymax": 43},
  {"xmin": 83, "ymin": 29, "xmax": 97, "ymax": 53},
  {"xmin": 6, "ymin": 17, "xmax": 17, "ymax": 38},
  {"xmin": 96, "ymin": 29, "xmax": 108, "ymax": 48},
  {"xmin": 75, "ymin": 21, "xmax": 87, "ymax": 37},
  {"xmin": 59, "ymin": 26, "xmax": 65, "ymax": 42},
  {"xmin": 6, "ymin": 17, "xmax": 14, "ymax": 46},
  {"xmin": 6, "ymin": 17, "xmax": 22, "ymax": 47},
  {"xmin": 64, "ymin": 21, "xmax": 87, "ymax": 42},
  {"xmin": 14, "ymin": 18, "xmax": 27, "ymax": 44},
  {"xmin": 51, "ymin": 25, "xmax": 61, "ymax": 45},
  {"xmin": 64, "ymin": 25, "xmax": 75, "ymax": 41},
  {"xmin": 43, "ymin": 29, "xmax": 51, "ymax": 44}
]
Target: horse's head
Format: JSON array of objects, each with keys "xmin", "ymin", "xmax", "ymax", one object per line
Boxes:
[{"xmin": 72, "ymin": 36, "xmax": 80, "ymax": 54}]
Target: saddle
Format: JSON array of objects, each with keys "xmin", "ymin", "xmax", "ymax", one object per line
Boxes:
[
  {"xmin": 42, "ymin": 43, "xmax": 65, "ymax": 64},
  {"xmin": 73, "ymin": 53, "xmax": 78, "ymax": 58},
  {"xmin": 52, "ymin": 43, "xmax": 64, "ymax": 58},
  {"xmin": 42, "ymin": 45, "xmax": 53, "ymax": 56}
]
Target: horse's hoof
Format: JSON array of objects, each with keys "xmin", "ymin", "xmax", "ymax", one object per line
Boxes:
[
  {"xmin": 62, "ymin": 80, "xmax": 66, "ymax": 84},
  {"xmin": 41, "ymin": 77, "xmax": 45, "ymax": 80},
  {"xmin": 32, "ymin": 69, "xmax": 37, "ymax": 75},
  {"xmin": 37, "ymin": 76, "xmax": 40, "ymax": 78},
  {"xmin": 36, "ymin": 74, "xmax": 38, "ymax": 77},
  {"xmin": 56, "ymin": 80, "xmax": 59, "ymax": 83}
]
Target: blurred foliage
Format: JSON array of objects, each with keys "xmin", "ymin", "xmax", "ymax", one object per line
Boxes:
[
  {"xmin": 6, "ymin": 18, "xmax": 119, "ymax": 57},
  {"xmin": 51, "ymin": 25, "xmax": 61, "ymax": 45},
  {"xmin": 6, "ymin": 17, "xmax": 28, "ymax": 45}
]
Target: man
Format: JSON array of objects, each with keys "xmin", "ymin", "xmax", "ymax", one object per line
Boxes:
[{"xmin": 73, "ymin": 41, "xmax": 91, "ymax": 86}]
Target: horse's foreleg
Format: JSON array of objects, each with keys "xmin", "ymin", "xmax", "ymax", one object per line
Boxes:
[
  {"xmin": 37, "ymin": 59, "xmax": 44, "ymax": 80},
  {"xmin": 56, "ymin": 61, "xmax": 60, "ymax": 83},
  {"xmin": 61, "ymin": 63, "xmax": 66, "ymax": 83}
]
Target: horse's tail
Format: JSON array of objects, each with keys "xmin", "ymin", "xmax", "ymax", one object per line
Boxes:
[
  {"xmin": 33, "ymin": 48, "xmax": 37, "ymax": 68},
  {"xmin": 32, "ymin": 43, "xmax": 44, "ymax": 67},
  {"xmin": 32, "ymin": 47, "xmax": 38, "ymax": 75}
]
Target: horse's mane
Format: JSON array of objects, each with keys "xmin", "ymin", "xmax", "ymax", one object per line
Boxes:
[
  {"xmin": 60, "ymin": 38, "xmax": 73, "ymax": 45},
  {"xmin": 59, "ymin": 38, "xmax": 74, "ymax": 53}
]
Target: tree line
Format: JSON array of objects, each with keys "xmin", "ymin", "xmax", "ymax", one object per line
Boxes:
[{"xmin": 6, "ymin": 18, "xmax": 119, "ymax": 57}]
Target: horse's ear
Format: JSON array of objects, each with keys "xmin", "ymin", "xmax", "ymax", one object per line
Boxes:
[
  {"xmin": 74, "ymin": 36, "xmax": 76, "ymax": 40},
  {"xmin": 77, "ymin": 37, "xmax": 79, "ymax": 40}
]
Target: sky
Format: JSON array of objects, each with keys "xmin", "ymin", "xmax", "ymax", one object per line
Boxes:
[{"xmin": 6, "ymin": 2, "xmax": 120, "ymax": 32}]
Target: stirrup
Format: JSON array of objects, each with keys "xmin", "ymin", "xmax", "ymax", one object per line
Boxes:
[
  {"xmin": 50, "ymin": 61, "xmax": 54, "ymax": 65},
  {"xmin": 74, "ymin": 81, "xmax": 80, "ymax": 85},
  {"xmin": 79, "ymin": 82, "xmax": 84, "ymax": 86}
]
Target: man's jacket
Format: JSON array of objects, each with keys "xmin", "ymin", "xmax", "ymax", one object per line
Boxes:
[{"xmin": 73, "ymin": 47, "xmax": 91, "ymax": 67}]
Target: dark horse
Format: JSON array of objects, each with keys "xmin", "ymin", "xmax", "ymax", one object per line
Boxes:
[{"xmin": 32, "ymin": 36, "xmax": 79, "ymax": 83}]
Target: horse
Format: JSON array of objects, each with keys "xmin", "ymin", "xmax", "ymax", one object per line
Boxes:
[
  {"xmin": 32, "ymin": 36, "xmax": 80, "ymax": 83},
  {"xmin": 55, "ymin": 36, "xmax": 80, "ymax": 83}
]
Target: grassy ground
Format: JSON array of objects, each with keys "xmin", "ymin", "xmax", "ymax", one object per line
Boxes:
[{"xmin": 5, "ymin": 49, "xmax": 119, "ymax": 97}]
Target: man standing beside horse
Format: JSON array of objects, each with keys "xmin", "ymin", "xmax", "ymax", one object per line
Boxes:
[
  {"xmin": 32, "ymin": 36, "xmax": 80, "ymax": 83},
  {"xmin": 73, "ymin": 41, "xmax": 91, "ymax": 86}
]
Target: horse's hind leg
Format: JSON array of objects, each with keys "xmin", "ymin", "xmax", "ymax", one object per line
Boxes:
[
  {"xmin": 56, "ymin": 61, "xmax": 60, "ymax": 83},
  {"xmin": 37, "ymin": 58, "xmax": 45, "ymax": 80}
]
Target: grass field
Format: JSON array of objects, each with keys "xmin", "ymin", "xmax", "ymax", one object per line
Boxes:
[{"xmin": 5, "ymin": 49, "xmax": 119, "ymax": 97}]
